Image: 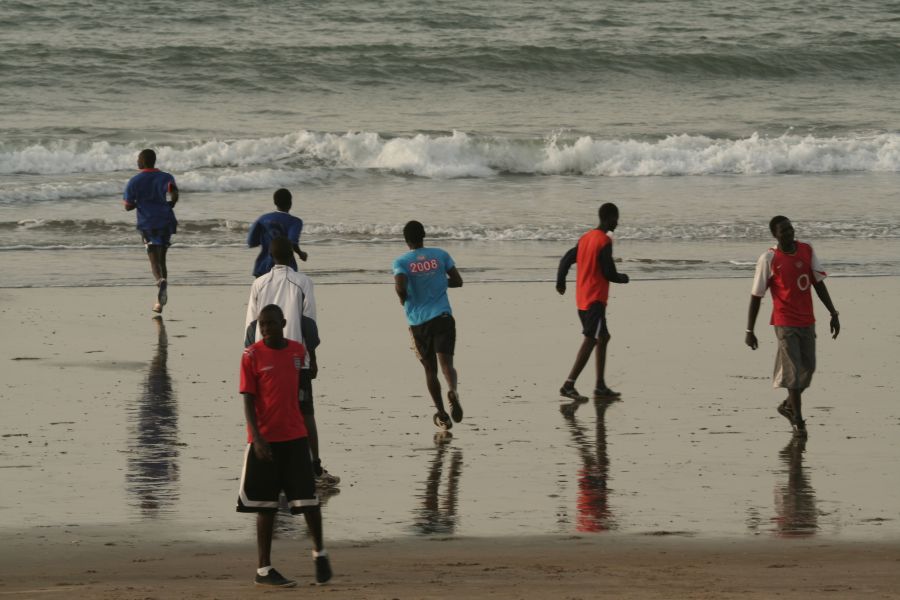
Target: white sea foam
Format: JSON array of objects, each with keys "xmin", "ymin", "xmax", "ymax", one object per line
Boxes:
[{"xmin": 2, "ymin": 131, "xmax": 899, "ymax": 180}]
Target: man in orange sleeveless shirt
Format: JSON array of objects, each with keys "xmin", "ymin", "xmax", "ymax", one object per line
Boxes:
[{"xmin": 556, "ymin": 203, "xmax": 630, "ymax": 400}]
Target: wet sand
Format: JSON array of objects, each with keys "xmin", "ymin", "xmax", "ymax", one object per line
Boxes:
[{"xmin": 1, "ymin": 277, "xmax": 898, "ymax": 596}]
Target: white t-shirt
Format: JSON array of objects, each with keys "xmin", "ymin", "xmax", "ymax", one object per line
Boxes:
[{"xmin": 244, "ymin": 265, "xmax": 317, "ymax": 367}]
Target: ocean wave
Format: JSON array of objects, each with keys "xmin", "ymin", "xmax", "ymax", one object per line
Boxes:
[
  {"xmin": 3, "ymin": 219, "xmax": 897, "ymax": 247},
  {"xmin": 2, "ymin": 131, "xmax": 900, "ymax": 189}
]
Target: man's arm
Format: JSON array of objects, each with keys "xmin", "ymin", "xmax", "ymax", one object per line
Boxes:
[
  {"xmin": 293, "ymin": 243, "xmax": 308, "ymax": 262},
  {"xmin": 745, "ymin": 295, "xmax": 762, "ymax": 350},
  {"xmin": 394, "ymin": 273, "xmax": 408, "ymax": 305},
  {"xmin": 167, "ymin": 182, "xmax": 179, "ymax": 208},
  {"xmin": 599, "ymin": 244, "xmax": 629, "ymax": 284},
  {"xmin": 242, "ymin": 393, "xmax": 272, "ymax": 461},
  {"xmin": 447, "ymin": 266, "xmax": 462, "ymax": 288},
  {"xmin": 813, "ymin": 280, "xmax": 840, "ymax": 339},
  {"xmin": 556, "ymin": 245, "xmax": 577, "ymax": 294}
]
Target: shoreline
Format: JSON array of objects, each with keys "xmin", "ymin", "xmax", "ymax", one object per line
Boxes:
[{"xmin": 2, "ymin": 531, "xmax": 898, "ymax": 598}]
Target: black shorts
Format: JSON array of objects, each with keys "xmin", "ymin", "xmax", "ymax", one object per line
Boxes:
[
  {"xmin": 410, "ymin": 314, "xmax": 456, "ymax": 362},
  {"xmin": 236, "ymin": 438, "xmax": 318, "ymax": 514},
  {"xmin": 299, "ymin": 370, "xmax": 314, "ymax": 416},
  {"xmin": 578, "ymin": 302, "xmax": 609, "ymax": 339}
]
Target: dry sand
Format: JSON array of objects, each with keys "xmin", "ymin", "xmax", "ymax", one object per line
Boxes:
[{"xmin": 1, "ymin": 276, "xmax": 898, "ymax": 597}]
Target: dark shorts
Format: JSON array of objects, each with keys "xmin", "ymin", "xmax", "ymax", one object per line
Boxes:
[
  {"xmin": 236, "ymin": 438, "xmax": 318, "ymax": 514},
  {"xmin": 141, "ymin": 225, "xmax": 175, "ymax": 249},
  {"xmin": 299, "ymin": 370, "xmax": 314, "ymax": 416},
  {"xmin": 578, "ymin": 302, "xmax": 609, "ymax": 338},
  {"xmin": 410, "ymin": 313, "xmax": 456, "ymax": 362}
]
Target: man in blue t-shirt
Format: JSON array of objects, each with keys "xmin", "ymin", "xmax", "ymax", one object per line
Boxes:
[
  {"xmin": 392, "ymin": 220, "xmax": 464, "ymax": 431},
  {"xmin": 248, "ymin": 188, "xmax": 308, "ymax": 277},
  {"xmin": 123, "ymin": 149, "xmax": 179, "ymax": 314}
]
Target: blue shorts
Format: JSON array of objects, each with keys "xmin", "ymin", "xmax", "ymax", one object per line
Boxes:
[{"xmin": 140, "ymin": 226, "xmax": 175, "ymax": 248}]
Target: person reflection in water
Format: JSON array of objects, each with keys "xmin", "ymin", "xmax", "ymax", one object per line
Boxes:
[
  {"xmin": 772, "ymin": 436, "xmax": 817, "ymax": 537},
  {"xmin": 126, "ymin": 317, "xmax": 179, "ymax": 516},
  {"xmin": 560, "ymin": 398, "xmax": 616, "ymax": 532},
  {"xmin": 412, "ymin": 441, "xmax": 463, "ymax": 535}
]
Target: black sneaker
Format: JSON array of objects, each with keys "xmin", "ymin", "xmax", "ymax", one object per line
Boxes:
[
  {"xmin": 792, "ymin": 418, "xmax": 808, "ymax": 437},
  {"xmin": 447, "ymin": 390, "xmax": 463, "ymax": 423},
  {"xmin": 560, "ymin": 385, "xmax": 588, "ymax": 401},
  {"xmin": 433, "ymin": 411, "xmax": 453, "ymax": 431},
  {"xmin": 777, "ymin": 400, "xmax": 794, "ymax": 424},
  {"xmin": 593, "ymin": 385, "xmax": 621, "ymax": 398},
  {"xmin": 255, "ymin": 568, "xmax": 297, "ymax": 588},
  {"xmin": 315, "ymin": 555, "xmax": 333, "ymax": 585}
]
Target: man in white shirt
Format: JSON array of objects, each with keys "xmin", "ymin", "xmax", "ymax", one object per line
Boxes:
[{"xmin": 245, "ymin": 237, "xmax": 339, "ymax": 487}]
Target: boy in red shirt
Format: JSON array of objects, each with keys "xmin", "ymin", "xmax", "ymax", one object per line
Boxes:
[
  {"xmin": 556, "ymin": 203, "xmax": 630, "ymax": 400},
  {"xmin": 237, "ymin": 304, "xmax": 332, "ymax": 587},
  {"xmin": 745, "ymin": 216, "xmax": 841, "ymax": 436}
]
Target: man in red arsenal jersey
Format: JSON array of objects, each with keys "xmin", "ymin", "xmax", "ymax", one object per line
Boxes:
[
  {"xmin": 237, "ymin": 304, "xmax": 332, "ymax": 587},
  {"xmin": 556, "ymin": 203, "xmax": 630, "ymax": 400},
  {"xmin": 745, "ymin": 216, "xmax": 840, "ymax": 437}
]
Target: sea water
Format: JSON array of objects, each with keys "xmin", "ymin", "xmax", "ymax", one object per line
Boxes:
[{"xmin": 1, "ymin": 0, "xmax": 898, "ymax": 288}]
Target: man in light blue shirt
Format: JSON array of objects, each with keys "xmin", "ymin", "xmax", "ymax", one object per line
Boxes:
[{"xmin": 393, "ymin": 221, "xmax": 464, "ymax": 431}]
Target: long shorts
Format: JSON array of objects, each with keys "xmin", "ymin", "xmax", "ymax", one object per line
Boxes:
[
  {"xmin": 141, "ymin": 225, "xmax": 175, "ymax": 248},
  {"xmin": 578, "ymin": 302, "xmax": 609, "ymax": 339},
  {"xmin": 773, "ymin": 325, "xmax": 816, "ymax": 390},
  {"xmin": 410, "ymin": 313, "xmax": 456, "ymax": 362},
  {"xmin": 236, "ymin": 437, "xmax": 318, "ymax": 514}
]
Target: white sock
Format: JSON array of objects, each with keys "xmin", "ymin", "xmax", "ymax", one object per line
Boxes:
[
  {"xmin": 257, "ymin": 566, "xmax": 272, "ymax": 576},
  {"xmin": 313, "ymin": 549, "xmax": 328, "ymax": 558}
]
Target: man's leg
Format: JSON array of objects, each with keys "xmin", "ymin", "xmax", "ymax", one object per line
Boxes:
[
  {"xmin": 421, "ymin": 356, "xmax": 447, "ymax": 414},
  {"xmin": 594, "ymin": 331, "xmax": 611, "ymax": 391},
  {"xmin": 257, "ymin": 511, "xmax": 275, "ymax": 568},
  {"xmin": 437, "ymin": 353, "xmax": 457, "ymax": 394},
  {"xmin": 303, "ymin": 507, "xmax": 324, "ymax": 552},
  {"xmin": 788, "ymin": 388, "xmax": 804, "ymax": 425},
  {"xmin": 147, "ymin": 245, "xmax": 163, "ymax": 281},
  {"xmin": 563, "ymin": 336, "xmax": 595, "ymax": 388}
]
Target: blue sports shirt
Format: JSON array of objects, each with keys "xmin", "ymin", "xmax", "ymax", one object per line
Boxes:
[
  {"xmin": 247, "ymin": 211, "xmax": 303, "ymax": 277},
  {"xmin": 392, "ymin": 247, "xmax": 455, "ymax": 326},
  {"xmin": 123, "ymin": 169, "xmax": 177, "ymax": 231}
]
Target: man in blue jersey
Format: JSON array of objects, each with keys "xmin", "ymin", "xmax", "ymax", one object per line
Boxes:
[
  {"xmin": 123, "ymin": 149, "xmax": 179, "ymax": 314},
  {"xmin": 393, "ymin": 221, "xmax": 464, "ymax": 430},
  {"xmin": 248, "ymin": 188, "xmax": 308, "ymax": 277}
]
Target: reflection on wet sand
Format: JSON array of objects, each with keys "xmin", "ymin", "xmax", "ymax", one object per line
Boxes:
[
  {"xmin": 560, "ymin": 398, "xmax": 616, "ymax": 533},
  {"xmin": 411, "ymin": 438, "xmax": 463, "ymax": 535},
  {"xmin": 125, "ymin": 317, "xmax": 179, "ymax": 517},
  {"xmin": 772, "ymin": 437, "xmax": 817, "ymax": 537}
]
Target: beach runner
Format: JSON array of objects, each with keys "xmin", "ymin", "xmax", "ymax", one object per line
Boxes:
[
  {"xmin": 393, "ymin": 220, "xmax": 464, "ymax": 431},
  {"xmin": 244, "ymin": 237, "xmax": 340, "ymax": 488},
  {"xmin": 248, "ymin": 188, "xmax": 307, "ymax": 278},
  {"xmin": 556, "ymin": 203, "xmax": 630, "ymax": 400},
  {"xmin": 237, "ymin": 304, "xmax": 332, "ymax": 587},
  {"xmin": 745, "ymin": 216, "xmax": 840, "ymax": 436},
  {"xmin": 123, "ymin": 149, "xmax": 179, "ymax": 313}
]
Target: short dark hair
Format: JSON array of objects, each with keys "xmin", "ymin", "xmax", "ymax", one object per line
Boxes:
[
  {"xmin": 273, "ymin": 188, "xmax": 292, "ymax": 211},
  {"xmin": 403, "ymin": 220, "xmax": 426, "ymax": 245},
  {"xmin": 769, "ymin": 215, "xmax": 789, "ymax": 235},
  {"xmin": 139, "ymin": 149, "xmax": 157, "ymax": 168},
  {"xmin": 598, "ymin": 202, "xmax": 619, "ymax": 222},
  {"xmin": 259, "ymin": 304, "xmax": 284, "ymax": 320},
  {"xmin": 269, "ymin": 236, "xmax": 293, "ymax": 263}
]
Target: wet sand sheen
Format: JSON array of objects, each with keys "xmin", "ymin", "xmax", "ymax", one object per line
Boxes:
[{"xmin": 0, "ymin": 278, "xmax": 897, "ymax": 547}]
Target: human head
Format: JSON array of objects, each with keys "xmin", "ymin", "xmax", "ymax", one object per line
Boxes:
[
  {"xmin": 269, "ymin": 236, "xmax": 293, "ymax": 265},
  {"xmin": 273, "ymin": 188, "xmax": 292, "ymax": 212},
  {"xmin": 769, "ymin": 215, "xmax": 795, "ymax": 247},
  {"xmin": 403, "ymin": 220, "xmax": 426, "ymax": 248},
  {"xmin": 598, "ymin": 202, "xmax": 619, "ymax": 231},
  {"xmin": 257, "ymin": 304, "xmax": 286, "ymax": 343},
  {"xmin": 138, "ymin": 149, "xmax": 156, "ymax": 169}
]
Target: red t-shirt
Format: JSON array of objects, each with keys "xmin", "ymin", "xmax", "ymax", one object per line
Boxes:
[
  {"xmin": 751, "ymin": 241, "xmax": 827, "ymax": 327},
  {"xmin": 575, "ymin": 229, "xmax": 612, "ymax": 310},
  {"xmin": 239, "ymin": 340, "xmax": 307, "ymax": 443}
]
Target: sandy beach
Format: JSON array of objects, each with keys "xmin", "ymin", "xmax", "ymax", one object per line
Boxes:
[{"xmin": 1, "ymin": 277, "xmax": 899, "ymax": 597}]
